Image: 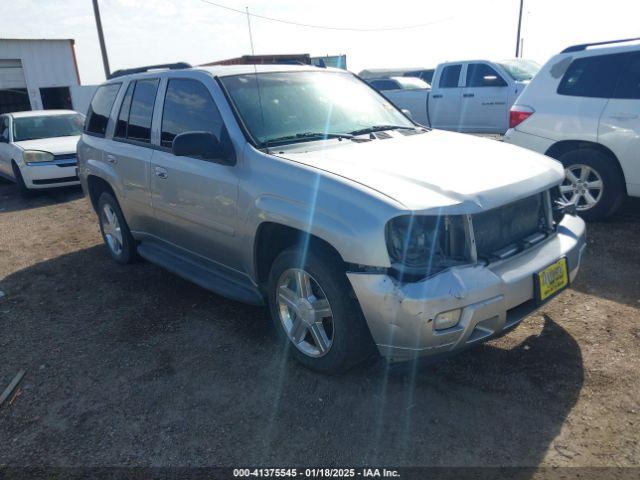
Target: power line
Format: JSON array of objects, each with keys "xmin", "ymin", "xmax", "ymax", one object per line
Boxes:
[{"xmin": 199, "ymin": 0, "xmax": 452, "ymax": 32}]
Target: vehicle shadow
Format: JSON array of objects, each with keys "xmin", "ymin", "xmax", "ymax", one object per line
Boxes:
[
  {"xmin": 0, "ymin": 183, "xmax": 83, "ymax": 214},
  {"xmin": 0, "ymin": 245, "xmax": 583, "ymax": 470},
  {"xmin": 570, "ymin": 197, "xmax": 640, "ymax": 308}
]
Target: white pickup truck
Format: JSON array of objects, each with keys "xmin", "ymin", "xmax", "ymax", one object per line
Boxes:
[{"xmin": 375, "ymin": 59, "xmax": 539, "ymax": 134}]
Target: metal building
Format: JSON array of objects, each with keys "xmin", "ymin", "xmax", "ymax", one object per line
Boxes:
[{"xmin": 0, "ymin": 38, "xmax": 81, "ymax": 114}]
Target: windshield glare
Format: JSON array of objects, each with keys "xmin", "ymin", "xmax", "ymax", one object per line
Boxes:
[
  {"xmin": 498, "ymin": 59, "xmax": 541, "ymax": 82},
  {"xmin": 13, "ymin": 114, "xmax": 84, "ymax": 142},
  {"xmin": 220, "ymin": 71, "xmax": 414, "ymax": 146}
]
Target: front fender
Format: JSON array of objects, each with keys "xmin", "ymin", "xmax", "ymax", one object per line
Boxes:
[{"xmin": 244, "ymin": 192, "xmax": 392, "ymax": 274}]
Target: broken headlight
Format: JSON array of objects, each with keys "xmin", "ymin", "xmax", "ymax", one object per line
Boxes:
[{"xmin": 385, "ymin": 215, "xmax": 469, "ymax": 280}]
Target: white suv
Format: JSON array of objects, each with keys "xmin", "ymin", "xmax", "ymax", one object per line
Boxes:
[{"xmin": 505, "ymin": 38, "xmax": 640, "ymax": 220}]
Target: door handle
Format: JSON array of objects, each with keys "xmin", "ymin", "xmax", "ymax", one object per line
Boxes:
[
  {"xmin": 432, "ymin": 94, "xmax": 443, "ymax": 99},
  {"xmin": 154, "ymin": 166, "xmax": 168, "ymax": 179},
  {"xmin": 463, "ymin": 93, "xmax": 475, "ymax": 98},
  {"xmin": 106, "ymin": 154, "xmax": 117, "ymax": 164}
]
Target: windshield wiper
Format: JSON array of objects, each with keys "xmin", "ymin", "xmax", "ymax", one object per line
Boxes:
[
  {"xmin": 263, "ymin": 131, "xmax": 353, "ymax": 147},
  {"xmin": 349, "ymin": 125, "xmax": 416, "ymax": 136}
]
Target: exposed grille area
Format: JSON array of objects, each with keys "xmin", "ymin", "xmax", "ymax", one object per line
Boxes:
[{"xmin": 472, "ymin": 192, "xmax": 551, "ymax": 261}]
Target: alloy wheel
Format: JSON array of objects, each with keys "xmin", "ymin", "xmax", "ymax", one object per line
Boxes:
[
  {"xmin": 101, "ymin": 204, "xmax": 123, "ymax": 255},
  {"xmin": 276, "ymin": 268, "xmax": 334, "ymax": 358},
  {"xmin": 560, "ymin": 164, "xmax": 604, "ymax": 211}
]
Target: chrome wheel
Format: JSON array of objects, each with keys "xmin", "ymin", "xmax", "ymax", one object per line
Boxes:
[
  {"xmin": 101, "ymin": 203, "xmax": 123, "ymax": 255},
  {"xmin": 276, "ymin": 268, "xmax": 334, "ymax": 358},
  {"xmin": 560, "ymin": 164, "xmax": 604, "ymax": 211}
]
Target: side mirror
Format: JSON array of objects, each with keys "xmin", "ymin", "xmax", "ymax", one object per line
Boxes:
[
  {"xmin": 401, "ymin": 109, "xmax": 413, "ymax": 119},
  {"xmin": 172, "ymin": 131, "xmax": 233, "ymax": 165}
]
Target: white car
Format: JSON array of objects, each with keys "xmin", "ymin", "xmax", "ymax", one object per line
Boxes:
[
  {"xmin": 505, "ymin": 38, "xmax": 640, "ymax": 220},
  {"xmin": 0, "ymin": 110, "xmax": 83, "ymax": 196}
]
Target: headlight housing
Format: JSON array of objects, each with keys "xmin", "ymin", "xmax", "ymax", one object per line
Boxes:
[
  {"xmin": 23, "ymin": 150, "xmax": 55, "ymax": 164},
  {"xmin": 385, "ymin": 215, "xmax": 470, "ymax": 280}
]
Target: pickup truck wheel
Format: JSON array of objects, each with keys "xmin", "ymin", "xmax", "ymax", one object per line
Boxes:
[
  {"xmin": 558, "ymin": 149, "xmax": 625, "ymax": 221},
  {"xmin": 97, "ymin": 192, "xmax": 137, "ymax": 264},
  {"xmin": 11, "ymin": 162, "xmax": 34, "ymax": 198},
  {"xmin": 268, "ymin": 247, "xmax": 375, "ymax": 373}
]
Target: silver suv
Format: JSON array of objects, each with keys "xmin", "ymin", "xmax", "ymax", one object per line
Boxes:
[{"xmin": 78, "ymin": 63, "xmax": 586, "ymax": 373}]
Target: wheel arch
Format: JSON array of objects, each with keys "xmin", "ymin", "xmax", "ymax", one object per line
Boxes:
[
  {"xmin": 253, "ymin": 222, "xmax": 345, "ymax": 288},
  {"xmin": 545, "ymin": 140, "xmax": 627, "ymax": 194},
  {"xmin": 86, "ymin": 175, "xmax": 117, "ymax": 213}
]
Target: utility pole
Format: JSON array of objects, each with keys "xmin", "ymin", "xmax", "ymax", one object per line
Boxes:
[
  {"xmin": 515, "ymin": 0, "xmax": 524, "ymax": 57},
  {"xmin": 246, "ymin": 6, "xmax": 256, "ymax": 55},
  {"xmin": 92, "ymin": 0, "xmax": 111, "ymax": 78}
]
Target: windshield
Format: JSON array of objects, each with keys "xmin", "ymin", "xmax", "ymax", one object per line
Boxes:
[
  {"xmin": 394, "ymin": 76, "xmax": 431, "ymax": 90},
  {"xmin": 219, "ymin": 71, "xmax": 414, "ymax": 146},
  {"xmin": 497, "ymin": 59, "xmax": 541, "ymax": 82},
  {"xmin": 12, "ymin": 114, "xmax": 84, "ymax": 142}
]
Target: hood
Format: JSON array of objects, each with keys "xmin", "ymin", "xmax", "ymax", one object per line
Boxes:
[
  {"xmin": 275, "ymin": 129, "xmax": 563, "ymax": 214},
  {"xmin": 14, "ymin": 136, "xmax": 80, "ymax": 156}
]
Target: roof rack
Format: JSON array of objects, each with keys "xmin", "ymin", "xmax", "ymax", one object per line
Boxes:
[
  {"xmin": 561, "ymin": 37, "xmax": 640, "ymax": 53},
  {"xmin": 108, "ymin": 62, "xmax": 192, "ymax": 79}
]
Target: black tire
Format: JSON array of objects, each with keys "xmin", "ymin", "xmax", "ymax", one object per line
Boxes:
[
  {"xmin": 558, "ymin": 149, "xmax": 626, "ymax": 221},
  {"xmin": 97, "ymin": 191, "xmax": 138, "ymax": 264},
  {"xmin": 11, "ymin": 162, "xmax": 34, "ymax": 198},
  {"xmin": 267, "ymin": 245, "xmax": 376, "ymax": 374}
]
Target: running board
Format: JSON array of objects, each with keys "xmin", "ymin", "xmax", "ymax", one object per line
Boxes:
[{"xmin": 137, "ymin": 241, "xmax": 265, "ymax": 305}]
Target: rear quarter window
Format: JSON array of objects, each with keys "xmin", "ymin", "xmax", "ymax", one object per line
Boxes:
[
  {"xmin": 557, "ymin": 53, "xmax": 625, "ymax": 98},
  {"xmin": 85, "ymin": 83, "xmax": 121, "ymax": 136}
]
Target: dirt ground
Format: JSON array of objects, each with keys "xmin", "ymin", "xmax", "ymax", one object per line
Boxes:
[{"xmin": 0, "ymin": 180, "xmax": 638, "ymax": 468}]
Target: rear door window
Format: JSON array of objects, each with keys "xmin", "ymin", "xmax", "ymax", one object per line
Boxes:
[
  {"xmin": 466, "ymin": 63, "xmax": 507, "ymax": 87},
  {"xmin": 558, "ymin": 53, "xmax": 625, "ymax": 98},
  {"xmin": 439, "ymin": 65, "xmax": 462, "ymax": 88},
  {"xmin": 160, "ymin": 78, "xmax": 225, "ymax": 149},
  {"xmin": 127, "ymin": 79, "xmax": 159, "ymax": 143},
  {"xmin": 613, "ymin": 52, "xmax": 640, "ymax": 100},
  {"xmin": 85, "ymin": 83, "xmax": 121, "ymax": 136}
]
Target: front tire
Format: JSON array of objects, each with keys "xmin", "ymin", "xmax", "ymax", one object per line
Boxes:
[
  {"xmin": 267, "ymin": 246, "xmax": 375, "ymax": 373},
  {"xmin": 97, "ymin": 192, "xmax": 138, "ymax": 264},
  {"xmin": 558, "ymin": 149, "xmax": 626, "ymax": 221},
  {"xmin": 12, "ymin": 162, "xmax": 34, "ymax": 198}
]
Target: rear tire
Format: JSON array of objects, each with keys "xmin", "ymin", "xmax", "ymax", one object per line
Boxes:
[
  {"xmin": 12, "ymin": 162, "xmax": 34, "ymax": 198},
  {"xmin": 267, "ymin": 245, "xmax": 376, "ymax": 374},
  {"xmin": 558, "ymin": 149, "xmax": 626, "ymax": 221},
  {"xmin": 97, "ymin": 192, "xmax": 138, "ymax": 264}
]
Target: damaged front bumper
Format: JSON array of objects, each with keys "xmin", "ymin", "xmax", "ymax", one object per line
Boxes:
[{"xmin": 347, "ymin": 214, "xmax": 586, "ymax": 362}]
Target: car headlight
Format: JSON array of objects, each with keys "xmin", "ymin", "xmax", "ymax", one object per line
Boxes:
[
  {"xmin": 385, "ymin": 215, "xmax": 469, "ymax": 280},
  {"xmin": 23, "ymin": 150, "xmax": 55, "ymax": 164}
]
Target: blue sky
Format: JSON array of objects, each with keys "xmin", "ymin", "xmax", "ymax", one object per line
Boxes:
[{"xmin": 2, "ymin": 0, "xmax": 639, "ymax": 84}]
